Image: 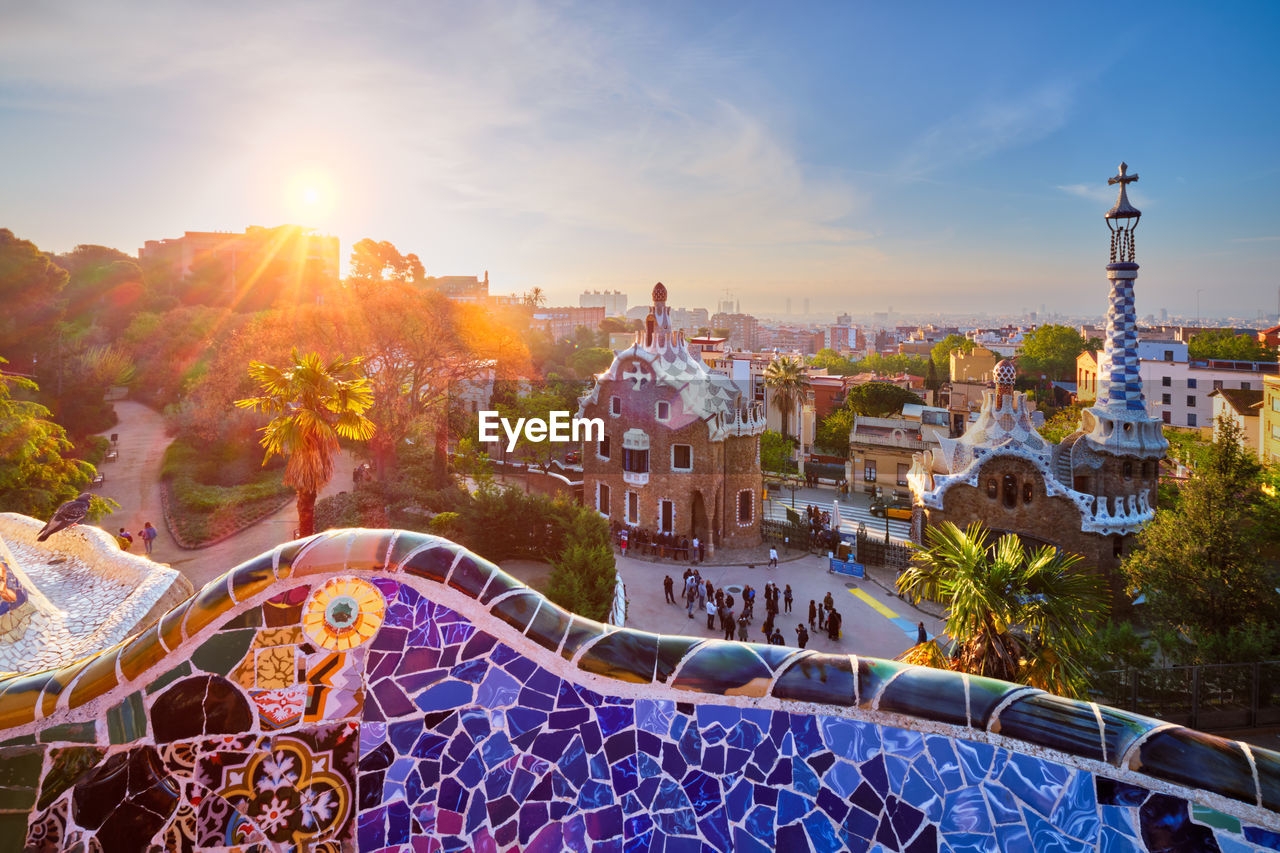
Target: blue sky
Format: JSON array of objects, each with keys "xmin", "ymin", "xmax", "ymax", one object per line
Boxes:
[{"xmin": 2, "ymin": 1, "xmax": 1278, "ymax": 317}]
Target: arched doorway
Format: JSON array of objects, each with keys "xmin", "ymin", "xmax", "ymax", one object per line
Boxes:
[{"xmin": 691, "ymin": 491, "xmax": 709, "ymax": 542}]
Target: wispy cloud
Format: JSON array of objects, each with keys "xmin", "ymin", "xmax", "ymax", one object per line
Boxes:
[
  {"xmin": 1056, "ymin": 183, "xmax": 1117, "ymax": 204},
  {"xmin": 896, "ymin": 81, "xmax": 1076, "ymax": 179},
  {"xmin": 0, "ymin": 0, "xmax": 873, "ymax": 263}
]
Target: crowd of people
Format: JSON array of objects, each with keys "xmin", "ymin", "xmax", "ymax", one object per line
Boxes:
[
  {"xmin": 663, "ymin": 569, "xmax": 842, "ymax": 648},
  {"xmin": 613, "ymin": 522, "xmax": 705, "ymax": 563}
]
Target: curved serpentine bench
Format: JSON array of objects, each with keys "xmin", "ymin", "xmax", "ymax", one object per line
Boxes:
[{"xmin": 0, "ymin": 528, "xmax": 1276, "ymax": 851}]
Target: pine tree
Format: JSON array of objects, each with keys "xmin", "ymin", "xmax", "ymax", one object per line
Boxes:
[{"xmin": 1122, "ymin": 417, "xmax": 1280, "ymax": 659}]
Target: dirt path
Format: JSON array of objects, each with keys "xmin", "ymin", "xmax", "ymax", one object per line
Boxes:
[{"xmin": 93, "ymin": 401, "xmax": 349, "ymax": 589}]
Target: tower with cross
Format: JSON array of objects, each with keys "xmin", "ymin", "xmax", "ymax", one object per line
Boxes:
[{"xmin": 1068, "ymin": 163, "xmax": 1167, "ymax": 544}]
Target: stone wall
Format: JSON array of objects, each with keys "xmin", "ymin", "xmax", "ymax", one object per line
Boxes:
[
  {"xmin": 922, "ymin": 455, "xmax": 1133, "ymax": 574},
  {"xmin": 0, "ymin": 529, "xmax": 1276, "ymax": 851}
]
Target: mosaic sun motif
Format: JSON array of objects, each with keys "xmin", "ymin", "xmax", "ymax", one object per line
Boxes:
[{"xmin": 301, "ymin": 577, "xmax": 385, "ymax": 651}]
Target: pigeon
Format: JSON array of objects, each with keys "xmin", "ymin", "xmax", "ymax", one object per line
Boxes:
[{"xmin": 36, "ymin": 493, "xmax": 93, "ymax": 542}]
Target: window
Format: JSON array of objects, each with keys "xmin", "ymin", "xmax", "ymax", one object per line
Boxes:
[
  {"xmin": 1141, "ymin": 461, "xmax": 1151, "ymax": 478},
  {"xmin": 610, "ymin": 396, "xmax": 621, "ymax": 416},
  {"xmin": 737, "ymin": 490, "xmax": 753, "ymax": 523},
  {"xmin": 1161, "ymin": 376, "xmax": 1172, "ymax": 387},
  {"xmin": 655, "ymin": 401, "xmax": 670, "ymax": 421},
  {"xmin": 1164, "ymin": 350, "xmax": 1174, "ymax": 362},
  {"xmin": 660, "ymin": 500, "xmax": 674, "ymax": 533},
  {"xmin": 1162, "ymin": 393, "xmax": 1171, "ymax": 405},
  {"xmin": 1187, "ymin": 378, "xmax": 1197, "ymax": 389},
  {"xmin": 672, "ymin": 444, "xmax": 692, "ymax": 471},
  {"xmin": 1272, "ymin": 395, "xmax": 1280, "ymax": 413},
  {"xmin": 1002, "ymin": 475, "xmax": 1017, "ymax": 508},
  {"xmin": 626, "ymin": 492, "xmax": 639, "ymax": 525},
  {"xmin": 1242, "ymin": 382, "xmax": 1252, "ymax": 391},
  {"xmin": 598, "ymin": 434, "xmax": 611, "ymax": 460},
  {"xmin": 598, "ymin": 483, "xmax": 610, "ymax": 515},
  {"xmin": 1122, "ymin": 460, "xmax": 1132, "ymax": 480},
  {"xmin": 1187, "ymin": 413, "xmax": 1198, "ymax": 427},
  {"xmin": 986, "ymin": 479, "xmax": 998, "ymax": 499},
  {"xmin": 623, "ymin": 448, "xmax": 649, "ymax": 474},
  {"xmin": 1113, "ymin": 536, "xmax": 1124, "ymax": 558},
  {"xmin": 1022, "ymin": 482, "xmax": 1033, "ymax": 504},
  {"xmin": 864, "ymin": 460, "xmax": 877, "ymax": 482},
  {"xmin": 896, "ymin": 463, "xmax": 909, "ymax": 486},
  {"xmin": 1187, "ymin": 396, "xmax": 1195, "ymax": 408},
  {"xmin": 1213, "ymin": 380, "xmax": 1224, "ymax": 390},
  {"xmin": 1162, "ymin": 411, "xmax": 1171, "ymax": 424}
]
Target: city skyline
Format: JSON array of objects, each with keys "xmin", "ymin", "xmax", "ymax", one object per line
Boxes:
[{"xmin": 3, "ymin": 1, "xmax": 1279, "ymax": 316}]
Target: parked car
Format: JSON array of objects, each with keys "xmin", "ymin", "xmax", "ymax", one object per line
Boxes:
[
  {"xmin": 870, "ymin": 498, "xmax": 912, "ymax": 520},
  {"xmin": 564, "ymin": 450, "xmax": 581, "ymax": 465}
]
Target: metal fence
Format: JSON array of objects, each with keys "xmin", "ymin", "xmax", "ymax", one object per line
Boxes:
[
  {"xmin": 761, "ymin": 521, "xmax": 912, "ymax": 571},
  {"xmin": 1092, "ymin": 661, "xmax": 1280, "ymax": 731}
]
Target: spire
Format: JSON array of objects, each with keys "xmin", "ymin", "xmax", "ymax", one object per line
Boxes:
[{"xmin": 1078, "ymin": 161, "xmax": 1167, "ymax": 458}]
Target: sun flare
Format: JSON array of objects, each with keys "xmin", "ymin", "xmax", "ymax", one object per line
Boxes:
[{"xmin": 286, "ymin": 171, "xmax": 336, "ymax": 222}]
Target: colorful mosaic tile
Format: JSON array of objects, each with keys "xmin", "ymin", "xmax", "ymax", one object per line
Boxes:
[{"xmin": 0, "ymin": 531, "xmax": 1275, "ymax": 852}]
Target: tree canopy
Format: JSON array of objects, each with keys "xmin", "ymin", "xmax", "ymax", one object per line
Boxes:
[
  {"xmin": 844, "ymin": 382, "xmax": 923, "ymax": 417},
  {"xmin": 0, "ymin": 360, "xmax": 97, "ymax": 518},
  {"xmin": 0, "ymin": 229, "xmax": 68, "ymax": 374},
  {"xmin": 349, "ymin": 238, "xmax": 424, "ymax": 285},
  {"xmin": 1188, "ymin": 329, "xmax": 1277, "ymax": 362},
  {"xmin": 931, "ymin": 334, "xmax": 974, "ymax": 377},
  {"xmin": 1122, "ymin": 417, "xmax": 1280, "ymax": 662},
  {"xmin": 1018, "ymin": 324, "xmax": 1087, "ymax": 381}
]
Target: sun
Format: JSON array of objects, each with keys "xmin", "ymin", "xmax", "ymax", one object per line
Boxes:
[{"xmin": 286, "ymin": 171, "xmax": 336, "ymax": 222}]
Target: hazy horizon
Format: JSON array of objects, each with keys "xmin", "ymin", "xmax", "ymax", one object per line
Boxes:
[{"xmin": 3, "ymin": 1, "xmax": 1278, "ymax": 317}]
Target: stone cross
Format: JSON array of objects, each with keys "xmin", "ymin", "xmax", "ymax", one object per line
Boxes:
[{"xmin": 1108, "ymin": 162, "xmax": 1139, "ymax": 186}]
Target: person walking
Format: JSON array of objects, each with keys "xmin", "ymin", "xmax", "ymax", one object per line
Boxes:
[
  {"xmin": 762, "ymin": 612, "xmax": 775, "ymax": 640},
  {"xmin": 808, "ymin": 599, "xmax": 817, "ymax": 631},
  {"xmin": 737, "ymin": 613, "xmax": 750, "ymax": 642},
  {"xmin": 698, "ymin": 538, "xmax": 706, "ymax": 562},
  {"xmin": 116, "ymin": 527, "xmax": 133, "ymax": 551},
  {"xmin": 722, "ymin": 608, "xmax": 736, "ymax": 641},
  {"xmin": 768, "ymin": 546, "xmax": 778, "ymax": 568},
  {"xmin": 795, "ymin": 623, "xmax": 809, "ymax": 649},
  {"xmin": 705, "ymin": 597, "xmax": 716, "ymax": 630},
  {"xmin": 823, "ymin": 591, "xmax": 834, "ymax": 611},
  {"xmin": 828, "ymin": 608, "xmax": 842, "ymax": 641},
  {"xmin": 768, "ymin": 629, "xmax": 785, "ymax": 646},
  {"xmin": 619, "ymin": 529, "xmax": 628, "ymax": 557},
  {"xmin": 686, "ymin": 578, "xmax": 699, "ymax": 619},
  {"xmin": 138, "ymin": 521, "xmax": 158, "ymax": 556},
  {"xmin": 816, "ymin": 602, "xmax": 826, "ymax": 634},
  {"xmin": 743, "ymin": 586, "xmax": 755, "ymax": 621},
  {"xmin": 916, "ymin": 621, "xmax": 928, "ymax": 645},
  {"xmin": 664, "ymin": 575, "xmax": 676, "ymax": 605},
  {"xmin": 783, "ymin": 585, "xmax": 793, "ymax": 614},
  {"xmin": 691, "ymin": 536, "xmax": 700, "ymax": 564},
  {"xmin": 696, "ymin": 584, "xmax": 707, "ymax": 621}
]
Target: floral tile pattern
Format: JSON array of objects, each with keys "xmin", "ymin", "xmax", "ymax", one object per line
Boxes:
[{"xmin": 0, "ymin": 530, "xmax": 1276, "ymax": 852}]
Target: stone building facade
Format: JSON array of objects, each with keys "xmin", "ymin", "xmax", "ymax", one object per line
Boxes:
[
  {"xmin": 579, "ymin": 284, "xmax": 766, "ymax": 550},
  {"xmin": 908, "ymin": 164, "xmax": 1167, "ymax": 579}
]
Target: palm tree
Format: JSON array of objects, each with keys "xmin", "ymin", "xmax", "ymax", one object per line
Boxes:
[
  {"xmin": 235, "ymin": 349, "xmax": 376, "ymax": 537},
  {"xmin": 763, "ymin": 356, "xmax": 807, "ymax": 440},
  {"xmin": 896, "ymin": 521, "xmax": 1108, "ymax": 698}
]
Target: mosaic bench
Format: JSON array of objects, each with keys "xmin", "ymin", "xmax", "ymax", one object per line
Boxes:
[{"xmin": 0, "ymin": 528, "xmax": 1276, "ymax": 851}]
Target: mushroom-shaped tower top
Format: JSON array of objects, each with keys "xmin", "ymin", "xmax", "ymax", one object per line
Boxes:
[
  {"xmin": 652, "ymin": 282, "xmax": 667, "ymax": 304},
  {"xmin": 994, "ymin": 359, "xmax": 1017, "ymax": 389}
]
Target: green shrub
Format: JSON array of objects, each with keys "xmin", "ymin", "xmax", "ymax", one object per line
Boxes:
[
  {"xmin": 314, "ymin": 488, "xmax": 389, "ymax": 532},
  {"xmin": 161, "ymin": 436, "xmax": 292, "ymax": 544}
]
